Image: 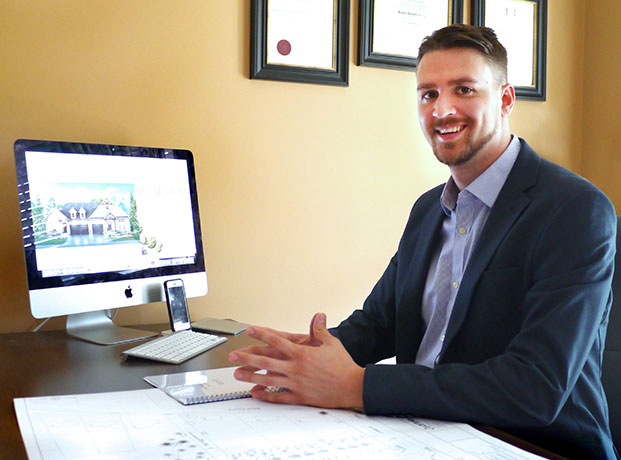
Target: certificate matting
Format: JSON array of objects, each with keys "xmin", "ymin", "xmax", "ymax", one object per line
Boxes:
[
  {"xmin": 471, "ymin": 0, "xmax": 547, "ymax": 100},
  {"xmin": 358, "ymin": 0, "xmax": 464, "ymax": 70},
  {"xmin": 250, "ymin": 0, "xmax": 350, "ymax": 86},
  {"xmin": 266, "ymin": 0, "xmax": 336, "ymax": 70}
]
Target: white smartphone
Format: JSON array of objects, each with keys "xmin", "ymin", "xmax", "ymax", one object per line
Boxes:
[{"xmin": 164, "ymin": 279, "xmax": 191, "ymax": 332}]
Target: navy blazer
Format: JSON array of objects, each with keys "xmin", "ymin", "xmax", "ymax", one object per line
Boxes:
[{"xmin": 333, "ymin": 140, "xmax": 618, "ymax": 459}]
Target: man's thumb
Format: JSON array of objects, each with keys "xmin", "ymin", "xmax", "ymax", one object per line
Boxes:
[{"xmin": 312, "ymin": 313, "xmax": 330, "ymax": 337}]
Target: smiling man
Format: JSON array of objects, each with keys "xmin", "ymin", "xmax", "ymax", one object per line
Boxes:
[{"xmin": 229, "ymin": 25, "xmax": 618, "ymax": 460}]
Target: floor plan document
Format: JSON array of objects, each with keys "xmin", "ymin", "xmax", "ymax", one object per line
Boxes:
[{"xmin": 14, "ymin": 388, "xmax": 545, "ymax": 460}]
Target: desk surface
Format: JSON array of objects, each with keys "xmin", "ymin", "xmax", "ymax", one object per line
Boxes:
[{"xmin": 0, "ymin": 326, "xmax": 566, "ymax": 460}]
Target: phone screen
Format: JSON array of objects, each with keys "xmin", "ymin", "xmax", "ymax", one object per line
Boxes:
[{"xmin": 165, "ymin": 279, "xmax": 191, "ymax": 332}]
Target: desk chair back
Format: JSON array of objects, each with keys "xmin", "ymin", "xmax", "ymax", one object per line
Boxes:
[{"xmin": 603, "ymin": 215, "xmax": 621, "ymax": 450}]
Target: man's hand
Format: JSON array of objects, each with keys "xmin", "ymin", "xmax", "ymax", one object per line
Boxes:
[{"xmin": 228, "ymin": 313, "xmax": 364, "ymax": 411}]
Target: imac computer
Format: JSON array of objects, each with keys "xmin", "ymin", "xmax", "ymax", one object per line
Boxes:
[{"xmin": 13, "ymin": 139, "xmax": 208, "ymax": 345}]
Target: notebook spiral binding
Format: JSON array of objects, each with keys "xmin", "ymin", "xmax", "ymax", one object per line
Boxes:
[{"xmin": 186, "ymin": 390, "xmax": 250, "ymax": 405}]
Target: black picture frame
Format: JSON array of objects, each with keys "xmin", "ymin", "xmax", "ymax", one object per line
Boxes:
[
  {"xmin": 250, "ymin": 0, "xmax": 350, "ymax": 86},
  {"xmin": 358, "ymin": 0, "xmax": 464, "ymax": 71},
  {"xmin": 471, "ymin": 0, "xmax": 547, "ymax": 100}
]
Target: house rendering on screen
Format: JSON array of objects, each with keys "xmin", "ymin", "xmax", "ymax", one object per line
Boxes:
[{"xmin": 44, "ymin": 199, "xmax": 131, "ymax": 237}]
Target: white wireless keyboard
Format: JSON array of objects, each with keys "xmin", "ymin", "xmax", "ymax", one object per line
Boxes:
[{"xmin": 122, "ymin": 330, "xmax": 227, "ymax": 364}]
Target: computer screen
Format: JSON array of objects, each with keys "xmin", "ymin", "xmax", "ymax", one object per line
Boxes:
[{"xmin": 14, "ymin": 139, "xmax": 208, "ymax": 344}]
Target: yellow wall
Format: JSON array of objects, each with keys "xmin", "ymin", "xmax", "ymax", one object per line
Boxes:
[
  {"xmin": 581, "ymin": 0, "xmax": 621, "ymax": 207},
  {"xmin": 0, "ymin": 1, "xmax": 611, "ymax": 334}
]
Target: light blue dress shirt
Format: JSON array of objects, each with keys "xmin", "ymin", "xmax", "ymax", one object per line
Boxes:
[{"xmin": 415, "ymin": 135, "xmax": 522, "ymax": 368}]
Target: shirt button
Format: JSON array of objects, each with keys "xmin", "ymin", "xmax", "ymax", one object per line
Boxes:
[
  {"xmin": 440, "ymin": 335, "xmax": 445, "ymax": 342},
  {"xmin": 458, "ymin": 227, "xmax": 467, "ymax": 235},
  {"xmin": 453, "ymin": 281, "xmax": 460, "ymax": 289}
]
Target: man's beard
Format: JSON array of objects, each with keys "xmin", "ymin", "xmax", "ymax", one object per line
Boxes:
[{"xmin": 430, "ymin": 118, "xmax": 497, "ymax": 166}]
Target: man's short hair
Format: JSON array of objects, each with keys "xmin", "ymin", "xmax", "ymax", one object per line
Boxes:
[{"xmin": 417, "ymin": 24, "xmax": 508, "ymax": 84}]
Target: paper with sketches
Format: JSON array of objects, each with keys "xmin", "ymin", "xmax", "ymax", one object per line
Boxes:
[{"xmin": 14, "ymin": 388, "xmax": 545, "ymax": 460}]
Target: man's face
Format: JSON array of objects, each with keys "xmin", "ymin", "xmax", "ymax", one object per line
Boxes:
[{"xmin": 416, "ymin": 48, "xmax": 508, "ymax": 167}]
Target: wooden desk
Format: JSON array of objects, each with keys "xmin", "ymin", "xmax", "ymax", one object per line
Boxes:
[{"xmin": 0, "ymin": 327, "xmax": 567, "ymax": 460}]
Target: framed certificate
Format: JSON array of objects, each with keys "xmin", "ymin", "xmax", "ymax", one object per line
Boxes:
[
  {"xmin": 250, "ymin": 0, "xmax": 350, "ymax": 86},
  {"xmin": 358, "ymin": 0, "xmax": 464, "ymax": 70},
  {"xmin": 472, "ymin": 0, "xmax": 547, "ymax": 100}
]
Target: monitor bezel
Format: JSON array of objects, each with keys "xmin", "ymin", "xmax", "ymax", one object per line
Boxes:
[{"xmin": 14, "ymin": 138, "xmax": 206, "ymax": 293}]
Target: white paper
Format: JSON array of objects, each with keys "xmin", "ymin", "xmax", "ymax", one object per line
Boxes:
[
  {"xmin": 15, "ymin": 388, "xmax": 546, "ymax": 459},
  {"xmin": 372, "ymin": 0, "xmax": 449, "ymax": 58},
  {"xmin": 485, "ymin": 0, "xmax": 537, "ymax": 86},
  {"xmin": 266, "ymin": 0, "xmax": 336, "ymax": 69}
]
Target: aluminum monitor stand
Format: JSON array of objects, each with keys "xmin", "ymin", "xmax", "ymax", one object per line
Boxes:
[{"xmin": 66, "ymin": 310, "xmax": 157, "ymax": 345}]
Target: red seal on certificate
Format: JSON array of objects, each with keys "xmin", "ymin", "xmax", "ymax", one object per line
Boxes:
[{"xmin": 277, "ymin": 39, "xmax": 292, "ymax": 56}]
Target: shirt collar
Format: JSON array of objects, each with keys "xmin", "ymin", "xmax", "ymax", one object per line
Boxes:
[{"xmin": 440, "ymin": 135, "xmax": 521, "ymax": 215}]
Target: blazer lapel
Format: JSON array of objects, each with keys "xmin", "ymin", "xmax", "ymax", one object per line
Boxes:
[
  {"xmin": 441, "ymin": 140, "xmax": 541, "ymax": 353},
  {"xmin": 396, "ymin": 200, "xmax": 445, "ymax": 362}
]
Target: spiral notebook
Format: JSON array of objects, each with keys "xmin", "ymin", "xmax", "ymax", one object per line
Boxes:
[{"xmin": 144, "ymin": 366, "xmax": 256, "ymax": 405}]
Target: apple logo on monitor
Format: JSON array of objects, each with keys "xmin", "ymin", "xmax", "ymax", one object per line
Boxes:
[{"xmin": 125, "ymin": 286, "xmax": 133, "ymax": 299}]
